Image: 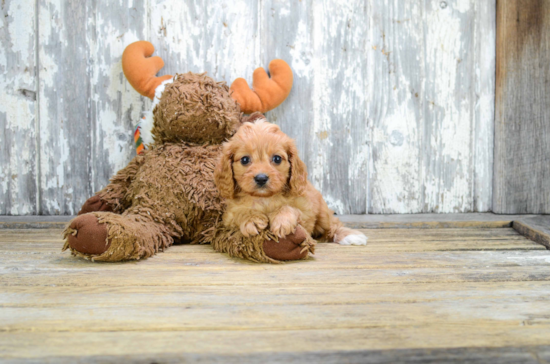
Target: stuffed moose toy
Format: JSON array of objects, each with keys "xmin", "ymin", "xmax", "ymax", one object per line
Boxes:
[{"xmin": 62, "ymin": 41, "xmax": 315, "ymax": 263}]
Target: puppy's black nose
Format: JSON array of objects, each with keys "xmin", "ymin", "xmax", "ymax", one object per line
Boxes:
[{"xmin": 254, "ymin": 174, "xmax": 269, "ymax": 186}]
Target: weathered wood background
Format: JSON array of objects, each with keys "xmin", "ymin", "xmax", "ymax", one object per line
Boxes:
[
  {"xmin": 494, "ymin": 0, "xmax": 550, "ymax": 214},
  {"xmin": 1, "ymin": 0, "xmax": 496, "ymax": 215}
]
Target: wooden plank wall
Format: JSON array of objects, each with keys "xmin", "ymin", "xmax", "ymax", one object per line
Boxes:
[
  {"xmin": 0, "ymin": 0, "xmax": 495, "ymax": 215},
  {"xmin": 494, "ymin": 0, "xmax": 550, "ymax": 214},
  {"xmin": 0, "ymin": 0, "xmax": 38, "ymax": 215}
]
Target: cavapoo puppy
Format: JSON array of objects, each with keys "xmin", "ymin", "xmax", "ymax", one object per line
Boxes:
[{"xmin": 214, "ymin": 113, "xmax": 367, "ymax": 246}]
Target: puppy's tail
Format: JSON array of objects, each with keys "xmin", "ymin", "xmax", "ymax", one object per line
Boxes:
[{"xmin": 330, "ymin": 217, "xmax": 368, "ymax": 246}]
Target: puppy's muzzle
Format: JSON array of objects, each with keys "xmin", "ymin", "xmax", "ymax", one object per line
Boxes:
[{"xmin": 254, "ymin": 174, "xmax": 269, "ymax": 187}]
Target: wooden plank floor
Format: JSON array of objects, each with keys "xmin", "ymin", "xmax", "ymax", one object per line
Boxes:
[{"xmin": 1, "ymin": 227, "xmax": 550, "ymax": 363}]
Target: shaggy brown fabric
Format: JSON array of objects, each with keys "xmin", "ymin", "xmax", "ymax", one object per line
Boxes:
[
  {"xmin": 71, "ymin": 211, "xmax": 175, "ymax": 262},
  {"xmin": 210, "ymin": 224, "xmax": 315, "ymax": 263},
  {"xmin": 63, "ymin": 214, "xmax": 110, "ymax": 255},
  {"xmin": 152, "ymin": 73, "xmax": 241, "ymax": 145},
  {"xmin": 64, "ymin": 71, "xmax": 310, "ymax": 264},
  {"xmin": 63, "ymin": 142, "xmax": 225, "ymax": 262},
  {"xmin": 98, "ymin": 154, "xmax": 146, "ymax": 213},
  {"xmin": 78, "ymin": 195, "xmax": 113, "ymax": 215}
]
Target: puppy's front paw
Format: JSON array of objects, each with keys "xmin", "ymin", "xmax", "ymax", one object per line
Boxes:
[
  {"xmin": 240, "ymin": 215, "xmax": 269, "ymax": 237},
  {"xmin": 270, "ymin": 215, "xmax": 298, "ymax": 238}
]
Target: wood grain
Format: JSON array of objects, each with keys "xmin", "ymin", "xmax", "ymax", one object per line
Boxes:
[
  {"xmin": 2, "ymin": 297, "xmax": 549, "ymax": 332},
  {"xmin": 1, "ymin": 0, "xmax": 497, "ymax": 215},
  {"xmin": 260, "ymin": 0, "xmax": 316, "ymax": 209},
  {"xmin": 297, "ymin": 0, "xmax": 369, "ymax": 214},
  {"xmin": 88, "ymin": 0, "xmax": 148, "ymax": 195},
  {"xmin": 149, "ymin": 0, "xmax": 259, "ymax": 82},
  {"xmin": 37, "ymin": 0, "xmax": 92, "ymax": 214},
  {"xmin": 2, "ymin": 331, "xmax": 550, "ymax": 363},
  {"xmin": 4, "ymin": 281, "xmax": 550, "ymax": 307},
  {"xmin": 473, "ymin": 1, "xmax": 496, "ymax": 212},
  {"xmin": 513, "ymin": 216, "xmax": 550, "ymax": 249},
  {"xmin": 494, "ymin": 0, "xmax": 550, "ymax": 213},
  {"xmin": 261, "ymin": 0, "xmax": 371, "ymax": 214},
  {"xmin": 0, "ymin": 0, "xmax": 38, "ymax": 215},
  {"xmin": 1, "ymin": 226, "xmax": 550, "ymax": 361},
  {"xmin": 3, "ymin": 345, "xmax": 548, "ymax": 364},
  {"xmin": 36, "ymin": 0, "xmax": 148, "ymax": 215},
  {"xmin": 368, "ymin": 0, "xmax": 495, "ymax": 213}
]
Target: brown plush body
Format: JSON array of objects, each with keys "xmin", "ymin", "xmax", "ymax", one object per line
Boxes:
[{"xmin": 64, "ymin": 70, "xmax": 314, "ymax": 263}]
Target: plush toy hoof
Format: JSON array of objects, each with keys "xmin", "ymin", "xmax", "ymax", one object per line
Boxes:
[
  {"xmin": 78, "ymin": 195, "xmax": 113, "ymax": 215},
  {"xmin": 263, "ymin": 225, "xmax": 310, "ymax": 261},
  {"xmin": 67, "ymin": 214, "xmax": 110, "ymax": 255}
]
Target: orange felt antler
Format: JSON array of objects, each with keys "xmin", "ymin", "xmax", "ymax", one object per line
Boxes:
[
  {"xmin": 230, "ymin": 60, "xmax": 293, "ymax": 114},
  {"xmin": 122, "ymin": 41, "xmax": 173, "ymax": 100}
]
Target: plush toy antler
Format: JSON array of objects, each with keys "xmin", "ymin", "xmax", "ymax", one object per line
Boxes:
[
  {"xmin": 122, "ymin": 41, "xmax": 173, "ymax": 100},
  {"xmin": 230, "ymin": 60, "xmax": 293, "ymax": 114},
  {"xmin": 122, "ymin": 41, "xmax": 293, "ymax": 112}
]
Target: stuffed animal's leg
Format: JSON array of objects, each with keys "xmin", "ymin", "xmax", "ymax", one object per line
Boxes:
[
  {"xmin": 63, "ymin": 211, "xmax": 175, "ymax": 262},
  {"xmin": 77, "ymin": 154, "xmax": 145, "ymax": 215},
  {"xmin": 210, "ymin": 224, "xmax": 315, "ymax": 263}
]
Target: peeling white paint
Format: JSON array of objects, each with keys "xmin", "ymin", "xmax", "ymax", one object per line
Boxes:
[
  {"xmin": 7, "ymin": 1, "xmax": 34, "ymax": 59},
  {"xmin": 0, "ymin": 0, "xmax": 38, "ymax": 214},
  {"xmin": 288, "ymin": 20, "xmax": 311, "ymax": 79},
  {"xmin": 324, "ymin": 195, "xmax": 345, "ymax": 215},
  {"xmin": 149, "ymin": 0, "xmax": 258, "ymax": 84},
  {"xmin": 454, "ymin": 0, "xmax": 471, "ymax": 14},
  {"xmin": 1, "ymin": 0, "xmax": 496, "ymax": 215},
  {"xmin": 368, "ymin": 0, "xmax": 494, "ymax": 214},
  {"xmin": 423, "ymin": 2, "xmax": 473, "ymax": 212}
]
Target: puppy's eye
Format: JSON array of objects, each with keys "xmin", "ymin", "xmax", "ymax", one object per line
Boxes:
[
  {"xmin": 240, "ymin": 156, "xmax": 250, "ymax": 165},
  {"xmin": 272, "ymin": 155, "xmax": 282, "ymax": 164}
]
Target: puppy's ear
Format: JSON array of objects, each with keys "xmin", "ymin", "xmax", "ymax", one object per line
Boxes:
[
  {"xmin": 287, "ymin": 140, "xmax": 308, "ymax": 196},
  {"xmin": 214, "ymin": 143, "xmax": 235, "ymax": 199}
]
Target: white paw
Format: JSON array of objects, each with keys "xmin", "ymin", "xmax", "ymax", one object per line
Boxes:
[{"xmin": 339, "ymin": 233, "xmax": 368, "ymax": 246}]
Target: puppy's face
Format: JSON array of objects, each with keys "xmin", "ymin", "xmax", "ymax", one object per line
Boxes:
[
  {"xmin": 232, "ymin": 123, "xmax": 290, "ymax": 197},
  {"xmin": 215, "ymin": 116, "xmax": 308, "ymax": 199}
]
